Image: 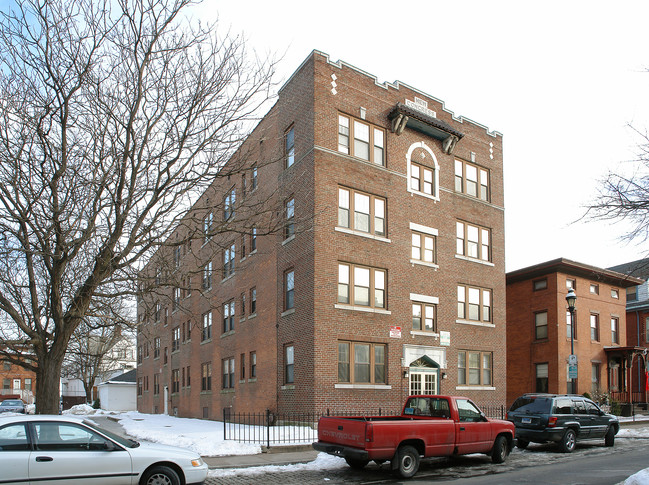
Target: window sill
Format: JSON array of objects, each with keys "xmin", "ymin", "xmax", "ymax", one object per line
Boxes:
[
  {"xmin": 455, "ymin": 319, "xmax": 495, "ymax": 328},
  {"xmin": 410, "ymin": 259, "xmax": 439, "ymax": 270},
  {"xmin": 238, "ymin": 379, "xmax": 246, "ymax": 384},
  {"xmin": 200, "ymin": 391, "xmax": 212, "ymax": 395},
  {"xmin": 454, "ymin": 254, "xmax": 495, "ymax": 267},
  {"xmin": 409, "ymin": 331, "xmax": 439, "ymax": 338},
  {"xmin": 281, "ymin": 308, "xmax": 295, "ymax": 317},
  {"xmin": 335, "ymin": 227, "xmax": 391, "ymax": 244},
  {"xmin": 334, "ymin": 384, "xmax": 392, "ymax": 390},
  {"xmin": 247, "ymin": 313, "xmax": 257, "ymax": 320},
  {"xmin": 220, "ymin": 389, "xmax": 235, "ymax": 394},
  {"xmin": 407, "ymin": 188, "xmax": 439, "ymax": 203},
  {"xmin": 248, "ymin": 378, "xmax": 257, "ymax": 383},
  {"xmin": 221, "ymin": 273, "xmax": 236, "ymax": 283},
  {"xmin": 220, "ymin": 330, "xmax": 235, "ymax": 339},
  {"xmin": 456, "ymin": 386, "xmax": 496, "ymax": 391},
  {"xmin": 281, "ymin": 384, "xmax": 295, "ymax": 390},
  {"xmin": 200, "ymin": 338, "xmax": 212, "ymax": 345},
  {"xmin": 282, "ymin": 235, "xmax": 295, "ymax": 246},
  {"xmin": 335, "ymin": 304, "xmax": 391, "ymax": 315}
]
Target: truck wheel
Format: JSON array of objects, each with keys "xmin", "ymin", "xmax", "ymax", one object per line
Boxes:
[
  {"xmin": 491, "ymin": 435, "xmax": 509, "ymax": 463},
  {"xmin": 605, "ymin": 427, "xmax": 615, "ymax": 447},
  {"xmin": 558, "ymin": 429, "xmax": 576, "ymax": 453},
  {"xmin": 395, "ymin": 445, "xmax": 420, "ymax": 478},
  {"xmin": 344, "ymin": 457, "xmax": 369, "ymax": 469},
  {"xmin": 516, "ymin": 438, "xmax": 529, "ymax": 449}
]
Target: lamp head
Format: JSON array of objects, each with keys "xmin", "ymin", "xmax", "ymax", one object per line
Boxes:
[{"xmin": 566, "ymin": 288, "xmax": 577, "ymax": 310}]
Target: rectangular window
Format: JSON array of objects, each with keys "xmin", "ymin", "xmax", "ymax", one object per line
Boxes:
[
  {"xmin": 338, "ymin": 187, "xmax": 386, "ymax": 236},
  {"xmin": 458, "ymin": 350, "xmax": 493, "ymax": 386},
  {"xmin": 24, "ymin": 378, "xmax": 32, "ymax": 391},
  {"xmin": 337, "ymin": 263, "xmax": 386, "ymax": 309},
  {"xmin": 201, "ymin": 363, "xmax": 211, "ymax": 391},
  {"xmin": 154, "ymin": 374, "xmax": 160, "ymax": 395},
  {"xmin": 202, "ymin": 261, "xmax": 212, "ymax": 290},
  {"xmin": 566, "ymin": 310, "xmax": 577, "ymax": 339},
  {"xmin": 535, "ymin": 311, "xmax": 548, "ymax": 340},
  {"xmin": 566, "ymin": 278, "xmax": 576, "ymax": 290},
  {"xmin": 285, "ymin": 197, "xmax": 295, "ymax": 239},
  {"xmin": 412, "ymin": 302, "xmax": 436, "ymax": 332},
  {"xmin": 455, "ymin": 159, "xmax": 490, "ymax": 201},
  {"xmin": 252, "ymin": 164, "xmax": 258, "ymax": 190},
  {"xmin": 457, "ymin": 285, "xmax": 491, "ymax": 323},
  {"xmin": 285, "ymin": 126, "xmax": 295, "ymax": 168},
  {"xmin": 223, "ymin": 243, "xmax": 235, "ymax": 278},
  {"xmin": 240, "ymin": 292, "xmax": 246, "ymax": 318},
  {"xmin": 240, "ymin": 354, "xmax": 245, "ymax": 380},
  {"xmin": 222, "ymin": 358, "xmax": 235, "ymax": 389},
  {"xmin": 611, "ymin": 317, "xmax": 619, "ymax": 344},
  {"xmin": 172, "ymin": 287, "xmax": 181, "ymax": 312},
  {"xmin": 611, "ymin": 288, "xmax": 619, "ymax": 299},
  {"xmin": 137, "ymin": 378, "xmax": 143, "ymax": 396},
  {"xmin": 284, "ymin": 270, "xmax": 294, "ymax": 310},
  {"xmin": 171, "ymin": 369, "xmax": 179, "ymax": 393},
  {"xmin": 337, "ymin": 114, "xmax": 385, "ymax": 166},
  {"xmin": 533, "ymin": 279, "xmax": 548, "ymax": 291},
  {"xmin": 250, "ymin": 287, "xmax": 257, "ymax": 314},
  {"xmin": 627, "ymin": 286, "xmax": 638, "ymax": 302},
  {"xmin": 590, "ymin": 313, "xmax": 600, "ymax": 341},
  {"xmin": 337, "ymin": 341, "xmax": 386, "ymax": 384},
  {"xmin": 285, "ymin": 345, "xmax": 294, "ymax": 384},
  {"xmin": 250, "ymin": 352, "xmax": 257, "ymax": 378},
  {"xmin": 591, "ymin": 363, "xmax": 600, "ymax": 393},
  {"xmin": 186, "ymin": 366, "xmax": 191, "ymax": 387},
  {"xmin": 202, "ymin": 311, "xmax": 212, "ymax": 341},
  {"xmin": 536, "ymin": 363, "xmax": 549, "ymax": 393},
  {"xmin": 456, "ymin": 221, "xmax": 491, "ymax": 262},
  {"xmin": 223, "ymin": 300, "xmax": 235, "ymax": 333},
  {"xmin": 590, "ymin": 283, "xmax": 599, "ymax": 295},
  {"xmin": 411, "ymin": 232, "xmax": 436, "ymax": 264},
  {"xmin": 410, "ymin": 162, "xmax": 435, "ymax": 196},
  {"xmin": 154, "ymin": 338, "xmax": 161, "ymax": 359},
  {"xmin": 174, "ymin": 246, "xmax": 181, "ymax": 268},
  {"xmin": 203, "ymin": 212, "xmax": 213, "ymax": 244},
  {"xmin": 251, "ymin": 227, "xmax": 257, "ymax": 252},
  {"xmin": 172, "ymin": 326, "xmax": 180, "ymax": 352}
]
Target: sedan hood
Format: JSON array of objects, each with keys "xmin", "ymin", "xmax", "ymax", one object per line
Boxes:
[{"xmin": 130, "ymin": 440, "xmax": 201, "ymax": 460}]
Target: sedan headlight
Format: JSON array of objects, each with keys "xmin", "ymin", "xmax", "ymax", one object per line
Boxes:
[{"xmin": 191, "ymin": 458, "xmax": 204, "ymax": 467}]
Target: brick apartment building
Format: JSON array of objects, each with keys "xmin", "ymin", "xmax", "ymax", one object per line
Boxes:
[
  {"xmin": 1, "ymin": 343, "xmax": 36, "ymax": 403},
  {"xmin": 608, "ymin": 258, "xmax": 649, "ymax": 402},
  {"xmin": 506, "ymin": 258, "xmax": 644, "ymax": 406},
  {"xmin": 136, "ymin": 50, "xmax": 506, "ymax": 418}
]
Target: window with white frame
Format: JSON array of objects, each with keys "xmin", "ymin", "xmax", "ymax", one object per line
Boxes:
[
  {"xmin": 202, "ymin": 262, "xmax": 212, "ymax": 290},
  {"xmin": 456, "ymin": 221, "xmax": 491, "ymax": 262},
  {"xmin": 222, "ymin": 358, "xmax": 235, "ymax": 389},
  {"xmin": 611, "ymin": 316, "xmax": 619, "ymax": 344},
  {"xmin": 285, "ymin": 197, "xmax": 295, "ymax": 239},
  {"xmin": 338, "ymin": 341, "xmax": 386, "ymax": 384},
  {"xmin": 202, "ymin": 312, "xmax": 212, "ymax": 341},
  {"xmin": 338, "ymin": 114, "xmax": 385, "ymax": 166},
  {"xmin": 338, "ymin": 263, "xmax": 386, "ymax": 309},
  {"xmin": 224, "ymin": 187, "xmax": 236, "ymax": 221},
  {"xmin": 284, "ymin": 270, "xmax": 294, "ymax": 310},
  {"xmin": 223, "ymin": 300, "xmax": 235, "ymax": 333},
  {"xmin": 455, "ymin": 159, "xmax": 489, "ymax": 201},
  {"xmin": 223, "ymin": 244, "xmax": 235, "ymax": 278},
  {"xmin": 285, "ymin": 345, "xmax": 294, "ymax": 384},
  {"xmin": 590, "ymin": 313, "xmax": 600, "ymax": 341},
  {"xmin": 203, "ymin": 212, "xmax": 213, "ymax": 244},
  {"xmin": 457, "ymin": 285, "xmax": 491, "ymax": 323},
  {"xmin": 458, "ymin": 350, "xmax": 492, "ymax": 386},
  {"xmin": 285, "ymin": 126, "xmax": 295, "ymax": 168},
  {"xmin": 338, "ymin": 187, "xmax": 386, "ymax": 236}
]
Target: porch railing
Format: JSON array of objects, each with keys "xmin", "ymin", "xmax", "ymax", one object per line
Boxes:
[{"xmin": 610, "ymin": 391, "xmax": 646, "ymax": 403}]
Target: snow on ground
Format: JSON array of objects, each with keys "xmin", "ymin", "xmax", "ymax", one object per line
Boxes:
[{"xmin": 60, "ymin": 407, "xmax": 649, "ymax": 483}]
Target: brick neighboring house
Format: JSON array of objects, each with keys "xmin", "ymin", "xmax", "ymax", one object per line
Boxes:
[
  {"xmin": 607, "ymin": 258, "xmax": 649, "ymax": 403},
  {"xmin": 0, "ymin": 344, "xmax": 36, "ymax": 403},
  {"xmin": 137, "ymin": 50, "xmax": 506, "ymax": 418},
  {"xmin": 506, "ymin": 258, "xmax": 644, "ymax": 407}
]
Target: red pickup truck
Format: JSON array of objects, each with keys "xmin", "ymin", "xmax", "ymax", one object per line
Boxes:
[{"xmin": 312, "ymin": 395, "xmax": 515, "ymax": 478}]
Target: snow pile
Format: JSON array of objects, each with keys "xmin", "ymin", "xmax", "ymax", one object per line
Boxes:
[
  {"xmin": 208, "ymin": 453, "xmax": 345, "ymax": 478},
  {"xmin": 63, "ymin": 404, "xmax": 118, "ymax": 416},
  {"xmin": 117, "ymin": 412, "xmax": 260, "ymax": 457},
  {"xmin": 626, "ymin": 469, "xmax": 649, "ymax": 485}
]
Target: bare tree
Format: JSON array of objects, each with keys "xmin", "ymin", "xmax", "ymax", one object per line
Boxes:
[
  {"xmin": 0, "ymin": 0, "xmax": 279, "ymax": 413},
  {"xmin": 585, "ymin": 125, "xmax": 649, "ymax": 246}
]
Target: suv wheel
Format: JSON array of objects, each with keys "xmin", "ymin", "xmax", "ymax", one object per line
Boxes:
[
  {"xmin": 605, "ymin": 426, "xmax": 615, "ymax": 447},
  {"xmin": 558, "ymin": 429, "xmax": 576, "ymax": 453},
  {"xmin": 515, "ymin": 438, "xmax": 529, "ymax": 449}
]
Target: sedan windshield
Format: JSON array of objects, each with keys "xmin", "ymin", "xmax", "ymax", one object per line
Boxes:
[
  {"xmin": 83, "ymin": 420, "xmax": 140, "ymax": 448},
  {"xmin": 0, "ymin": 400, "xmax": 22, "ymax": 406}
]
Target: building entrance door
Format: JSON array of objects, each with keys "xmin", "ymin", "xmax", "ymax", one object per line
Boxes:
[{"xmin": 408, "ymin": 356, "xmax": 439, "ymax": 395}]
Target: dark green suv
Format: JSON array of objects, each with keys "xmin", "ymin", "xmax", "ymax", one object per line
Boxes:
[{"xmin": 507, "ymin": 394, "xmax": 619, "ymax": 452}]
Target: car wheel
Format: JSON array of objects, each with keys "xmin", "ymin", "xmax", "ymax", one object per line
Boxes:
[
  {"xmin": 344, "ymin": 457, "xmax": 370, "ymax": 469},
  {"xmin": 394, "ymin": 445, "xmax": 420, "ymax": 478},
  {"xmin": 141, "ymin": 465, "xmax": 181, "ymax": 485},
  {"xmin": 516, "ymin": 438, "xmax": 529, "ymax": 449},
  {"xmin": 491, "ymin": 435, "xmax": 509, "ymax": 463},
  {"xmin": 605, "ymin": 426, "xmax": 615, "ymax": 447},
  {"xmin": 558, "ymin": 429, "xmax": 576, "ymax": 453}
]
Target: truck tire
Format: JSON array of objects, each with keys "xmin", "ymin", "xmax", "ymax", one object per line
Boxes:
[
  {"xmin": 605, "ymin": 426, "xmax": 615, "ymax": 447},
  {"xmin": 491, "ymin": 435, "xmax": 509, "ymax": 463},
  {"xmin": 515, "ymin": 438, "xmax": 529, "ymax": 449},
  {"xmin": 394, "ymin": 445, "xmax": 420, "ymax": 478},
  {"xmin": 558, "ymin": 429, "xmax": 576, "ymax": 453},
  {"xmin": 344, "ymin": 457, "xmax": 370, "ymax": 469}
]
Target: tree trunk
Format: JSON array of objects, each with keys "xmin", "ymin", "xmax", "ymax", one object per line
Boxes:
[{"xmin": 35, "ymin": 354, "xmax": 64, "ymax": 414}]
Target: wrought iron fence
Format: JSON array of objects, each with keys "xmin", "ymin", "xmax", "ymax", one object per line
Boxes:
[{"xmin": 223, "ymin": 403, "xmax": 507, "ymax": 446}]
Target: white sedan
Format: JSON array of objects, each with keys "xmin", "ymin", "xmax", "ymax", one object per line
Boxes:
[{"xmin": 0, "ymin": 414, "xmax": 207, "ymax": 485}]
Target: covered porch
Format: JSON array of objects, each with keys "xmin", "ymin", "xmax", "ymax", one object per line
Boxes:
[{"xmin": 604, "ymin": 346, "xmax": 648, "ymax": 406}]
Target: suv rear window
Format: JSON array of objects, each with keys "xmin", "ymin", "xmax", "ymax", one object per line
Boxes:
[{"xmin": 509, "ymin": 396, "xmax": 552, "ymax": 413}]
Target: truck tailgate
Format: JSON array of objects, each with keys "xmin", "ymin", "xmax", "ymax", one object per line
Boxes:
[{"xmin": 317, "ymin": 416, "xmax": 368, "ymax": 449}]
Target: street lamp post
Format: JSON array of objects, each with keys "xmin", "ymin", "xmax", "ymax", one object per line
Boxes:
[{"xmin": 566, "ymin": 289, "xmax": 577, "ymax": 394}]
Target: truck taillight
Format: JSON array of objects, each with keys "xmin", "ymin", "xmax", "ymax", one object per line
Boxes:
[
  {"xmin": 548, "ymin": 417, "xmax": 558, "ymax": 427},
  {"xmin": 365, "ymin": 423, "xmax": 373, "ymax": 442}
]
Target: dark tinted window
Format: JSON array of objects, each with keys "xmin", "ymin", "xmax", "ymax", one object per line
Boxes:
[
  {"xmin": 553, "ymin": 398, "xmax": 572, "ymax": 414},
  {"xmin": 573, "ymin": 400, "xmax": 587, "ymax": 414},
  {"xmin": 509, "ymin": 396, "xmax": 552, "ymax": 413},
  {"xmin": 584, "ymin": 401, "xmax": 600, "ymax": 415}
]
